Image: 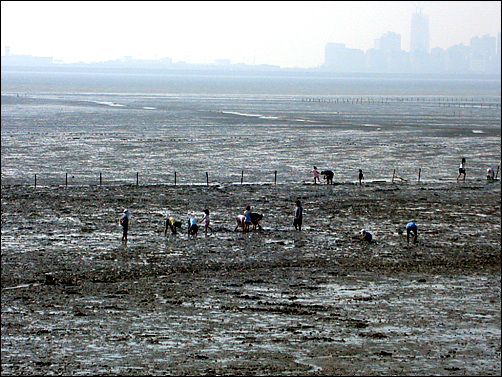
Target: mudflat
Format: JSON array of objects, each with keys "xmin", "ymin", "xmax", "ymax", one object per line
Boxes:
[{"xmin": 1, "ymin": 180, "xmax": 500, "ymax": 376}]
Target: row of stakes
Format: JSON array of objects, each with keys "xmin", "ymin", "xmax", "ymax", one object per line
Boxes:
[{"xmin": 30, "ymin": 166, "xmax": 500, "ymax": 187}]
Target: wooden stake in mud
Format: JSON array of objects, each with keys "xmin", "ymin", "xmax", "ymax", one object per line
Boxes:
[
  {"xmin": 136, "ymin": 172, "xmax": 139, "ymax": 186},
  {"xmin": 418, "ymin": 168, "xmax": 421, "ymax": 182},
  {"xmin": 206, "ymin": 172, "xmax": 209, "ymax": 186},
  {"xmin": 174, "ymin": 171, "xmax": 177, "ymax": 186},
  {"xmin": 241, "ymin": 170, "xmax": 244, "ymax": 185},
  {"xmin": 34, "ymin": 174, "xmax": 37, "ymax": 187},
  {"xmin": 100, "ymin": 172, "xmax": 102, "ymax": 186},
  {"xmin": 392, "ymin": 169, "xmax": 396, "ymax": 183},
  {"xmin": 66, "ymin": 172, "xmax": 68, "ymax": 187},
  {"xmin": 274, "ymin": 170, "xmax": 277, "ymax": 185}
]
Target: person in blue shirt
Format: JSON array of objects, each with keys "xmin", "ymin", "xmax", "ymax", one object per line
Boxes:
[
  {"xmin": 360, "ymin": 229, "xmax": 373, "ymax": 242},
  {"xmin": 244, "ymin": 206, "xmax": 252, "ymax": 232},
  {"xmin": 187, "ymin": 218, "xmax": 198, "ymax": 237},
  {"xmin": 406, "ymin": 221, "xmax": 418, "ymax": 245}
]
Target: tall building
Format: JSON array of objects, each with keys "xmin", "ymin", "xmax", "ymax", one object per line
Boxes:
[{"xmin": 410, "ymin": 10, "xmax": 430, "ymax": 53}]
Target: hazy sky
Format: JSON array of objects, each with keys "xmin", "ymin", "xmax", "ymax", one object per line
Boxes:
[{"xmin": 1, "ymin": 1, "xmax": 501, "ymax": 68}]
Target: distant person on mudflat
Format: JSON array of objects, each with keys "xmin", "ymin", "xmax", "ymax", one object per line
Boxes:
[
  {"xmin": 293, "ymin": 200, "xmax": 303, "ymax": 231},
  {"xmin": 358, "ymin": 169, "xmax": 364, "ymax": 185},
  {"xmin": 321, "ymin": 170, "xmax": 334, "ymax": 185},
  {"xmin": 244, "ymin": 206, "xmax": 252, "ymax": 232},
  {"xmin": 234, "ymin": 214, "xmax": 246, "ymax": 232},
  {"xmin": 165, "ymin": 216, "xmax": 182, "ymax": 236},
  {"xmin": 119, "ymin": 209, "xmax": 131, "ymax": 242},
  {"xmin": 360, "ymin": 229, "xmax": 373, "ymax": 242},
  {"xmin": 457, "ymin": 158, "xmax": 466, "ymax": 181},
  {"xmin": 486, "ymin": 167, "xmax": 495, "ymax": 180},
  {"xmin": 187, "ymin": 218, "xmax": 198, "ymax": 237},
  {"xmin": 406, "ymin": 221, "xmax": 418, "ymax": 245},
  {"xmin": 201, "ymin": 209, "xmax": 213, "ymax": 234},
  {"xmin": 311, "ymin": 166, "xmax": 320, "ymax": 184}
]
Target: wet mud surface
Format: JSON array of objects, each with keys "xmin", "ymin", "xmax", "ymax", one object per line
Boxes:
[{"xmin": 1, "ymin": 181, "xmax": 501, "ymax": 375}]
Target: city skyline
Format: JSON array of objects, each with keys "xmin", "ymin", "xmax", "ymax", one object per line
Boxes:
[{"xmin": 1, "ymin": 1, "xmax": 501, "ymax": 68}]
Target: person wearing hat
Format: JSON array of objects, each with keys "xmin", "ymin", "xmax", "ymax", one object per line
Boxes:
[
  {"xmin": 119, "ymin": 209, "xmax": 131, "ymax": 242},
  {"xmin": 360, "ymin": 229, "xmax": 373, "ymax": 242},
  {"xmin": 293, "ymin": 200, "xmax": 303, "ymax": 231}
]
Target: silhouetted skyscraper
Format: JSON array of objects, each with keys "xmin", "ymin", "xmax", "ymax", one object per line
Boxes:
[{"xmin": 410, "ymin": 11, "xmax": 429, "ymax": 53}]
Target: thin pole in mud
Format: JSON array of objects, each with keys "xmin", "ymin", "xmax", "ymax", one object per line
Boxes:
[
  {"xmin": 34, "ymin": 174, "xmax": 37, "ymax": 187},
  {"xmin": 136, "ymin": 172, "xmax": 139, "ymax": 186},
  {"xmin": 206, "ymin": 172, "xmax": 209, "ymax": 186},
  {"xmin": 392, "ymin": 169, "xmax": 396, "ymax": 183},
  {"xmin": 99, "ymin": 172, "xmax": 102, "ymax": 186},
  {"xmin": 174, "ymin": 172, "xmax": 177, "ymax": 186},
  {"xmin": 418, "ymin": 168, "xmax": 421, "ymax": 182},
  {"xmin": 241, "ymin": 170, "xmax": 244, "ymax": 184},
  {"xmin": 66, "ymin": 173, "xmax": 68, "ymax": 187},
  {"xmin": 274, "ymin": 170, "xmax": 277, "ymax": 185}
]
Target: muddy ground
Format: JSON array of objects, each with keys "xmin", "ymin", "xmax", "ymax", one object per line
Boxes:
[{"xmin": 1, "ymin": 180, "xmax": 500, "ymax": 376}]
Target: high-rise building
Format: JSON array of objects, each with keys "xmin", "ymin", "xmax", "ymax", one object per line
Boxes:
[{"xmin": 410, "ymin": 11, "xmax": 430, "ymax": 53}]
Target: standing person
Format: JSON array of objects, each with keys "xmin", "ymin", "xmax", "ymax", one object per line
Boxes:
[
  {"xmin": 293, "ymin": 200, "xmax": 303, "ymax": 231},
  {"xmin": 201, "ymin": 209, "xmax": 213, "ymax": 234},
  {"xmin": 187, "ymin": 217, "xmax": 198, "ymax": 237},
  {"xmin": 486, "ymin": 167, "xmax": 495, "ymax": 180},
  {"xmin": 311, "ymin": 166, "xmax": 320, "ymax": 184},
  {"xmin": 406, "ymin": 221, "xmax": 418, "ymax": 245},
  {"xmin": 244, "ymin": 206, "xmax": 252, "ymax": 232},
  {"xmin": 119, "ymin": 209, "xmax": 131, "ymax": 242},
  {"xmin": 358, "ymin": 169, "xmax": 364, "ymax": 185},
  {"xmin": 457, "ymin": 158, "xmax": 466, "ymax": 181}
]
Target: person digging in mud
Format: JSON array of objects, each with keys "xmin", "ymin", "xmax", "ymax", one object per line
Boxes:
[
  {"xmin": 250, "ymin": 212, "xmax": 264, "ymax": 230},
  {"xmin": 234, "ymin": 214, "xmax": 246, "ymax": 232},
  {"xmin": 293, "ymin": 200, "xmax": 303, "ymax": 231},
  {"xmin": 321, "ymin": 170, "xmax": 334, "ymax": 185},
  {"xmin": 406, "ymin": 221, "xmax": 418, "ymax": 245},
  {"xmin": 360, "ymin": 229, "xmax": 373, "ymax": 242},
  {"xmin": 187, "ymin": 217, "xmax": 199, "ymax": 237},
  {"xmin": 119, "ymin": 209, "xmax": 131, "ymax": 242},
  {"xmin": 165, "ymin": 216, "xmax": 182, "ymax": 236}
]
